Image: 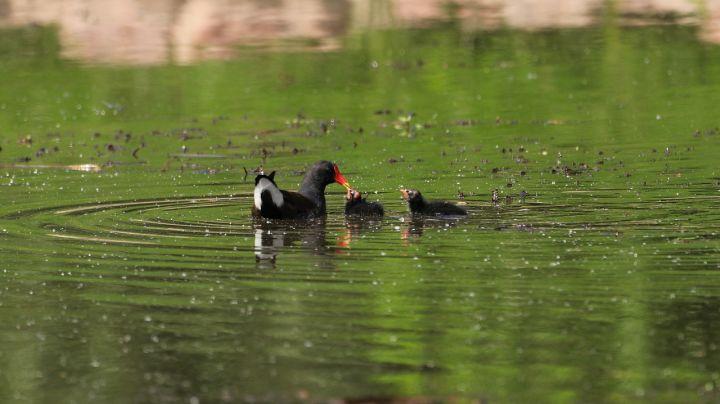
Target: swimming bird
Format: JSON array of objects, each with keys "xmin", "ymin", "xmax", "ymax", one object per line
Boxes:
[
  {"xmin": 344, "ymin": 189, "xmax": 384, "ymax": 216},
  {"xmin": 400, "ymin": 188, "xmax": 467, "ymax": 216},
  {"xmin": 252, "ymin": 160, "xmax": 350, "ymax": 219}
]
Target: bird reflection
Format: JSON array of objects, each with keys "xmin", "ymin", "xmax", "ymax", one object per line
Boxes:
[
  {"xmin": 401, "ymin": 216, "xmax": 426, "ymax": 243},
  {"xmin": 337, "ymin": 216, "xmax": 384, "ymax": 249},
  {"xmin": 254, "ymin": 228, "xmax": 284, "ymax": 263},
  {"xmin": 400, "ymin": 216, "xmax": 463, "ymax": 244},
  {"xmin": 253, "ymin": 219, "xmax": 328, "ymax": 267}
]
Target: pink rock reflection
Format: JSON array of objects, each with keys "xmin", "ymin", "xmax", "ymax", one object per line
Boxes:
[{"xmin": 0, "ymin": 0, "xmax": 716, "ymax": 65}]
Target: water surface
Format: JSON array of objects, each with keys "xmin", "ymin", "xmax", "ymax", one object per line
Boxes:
[{"xmin": 1, "ymin": 15, "xmax": 720, "ymax": 403}]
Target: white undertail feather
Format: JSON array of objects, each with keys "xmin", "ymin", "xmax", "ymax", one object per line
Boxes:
[{"xmin": 254, "ymin": 178, "xmax": 284, "ymax": 210}]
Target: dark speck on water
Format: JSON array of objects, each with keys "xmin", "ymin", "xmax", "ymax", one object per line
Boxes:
[{"xmin": 519, "ymin": 190, "xmax": 528, "ymax": 201}]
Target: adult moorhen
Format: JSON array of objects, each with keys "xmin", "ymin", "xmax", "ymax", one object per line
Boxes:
[
  {"xmin": 252, "ymin": 160, "xmax": 350, "ymax": 219},
  {"xmin": 344, "ymin": 189, "xmax": 384, "ymax": 216},
  {"xmin": 400, "ymin": 188, "xmax": 467, "ymax": 216}
]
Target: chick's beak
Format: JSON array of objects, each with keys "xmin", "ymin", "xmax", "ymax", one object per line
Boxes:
[{"xmin": 333, "ymin": 164, "xmax": 351, "ymax": 190}]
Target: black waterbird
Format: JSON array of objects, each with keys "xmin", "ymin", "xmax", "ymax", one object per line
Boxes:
[
  {"xmin": 251, "ymin": 160, "xmax": 350, "ymax": 219},
  {"xmin": 344, "ymin": 189, "xmax": 384, "ymax": 216},
  {"xmin": 400, "ymin": 188, "xmax": 467, "ymax": 216}
]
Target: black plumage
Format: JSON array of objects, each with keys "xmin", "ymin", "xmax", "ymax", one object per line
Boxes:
[
  {"xmin": 344, "ymin": 189, "xmax": 384, "ymax": 216},
  {"xmin": 251, "ymin": 160, "xmax": 350, "ymax": 219},
  {"xmin": 400, "ymin": 188, "xmax": 467, "ymax": 216}
]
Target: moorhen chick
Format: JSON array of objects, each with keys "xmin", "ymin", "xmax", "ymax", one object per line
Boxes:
[
  {"xmin": 344, "ymin": 189, "xmax": 384, "ymax": 216},
  {"xmin": 400, "ymin": 188, "xmax": 467, "ymax": 216},
  {"xmin": 252, "ymin": 160, "xmax": 350, "ymax": 219}
]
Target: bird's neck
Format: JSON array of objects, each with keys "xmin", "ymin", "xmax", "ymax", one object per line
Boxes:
[
  {"xmin": 409, "ymin": 197, "xmax": 427, "ymax": 211},
  {"xmin": 299, "ymin": 176, "xmax": 328, "ymax": 210}
]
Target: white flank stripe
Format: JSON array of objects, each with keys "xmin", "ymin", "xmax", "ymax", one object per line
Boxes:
[{"xmin": 254, "ymin": 178, "xmax": 284, "ymax": 210}]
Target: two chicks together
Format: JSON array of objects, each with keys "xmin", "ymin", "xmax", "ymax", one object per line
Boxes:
[{"xmin": 345, "ymin": 188, "xmax": 467, "ymax": 217}]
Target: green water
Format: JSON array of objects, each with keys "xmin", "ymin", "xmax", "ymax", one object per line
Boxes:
[{"xmin": 1, "ymin": 22, "xmax": 720, "ymax": 403}]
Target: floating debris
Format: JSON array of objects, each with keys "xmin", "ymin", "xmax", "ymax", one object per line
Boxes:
[
  {"xmin": 67, "ymin": 164, "xmax": 102, "ymax": 172},
  {"xmin": 0, "ymin": 163, "xmax": 101, "ymax": 172},
  {"xmin": 18, "ymin": 135, "xmax": 33, "ymax": 145},
  {"xmin": 168, "ymin": 153, "xmax": 228, "ymax": 159},
  {"xmin": 454, "ymin": 119, "xmax": 477, "ymax": 126}
]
